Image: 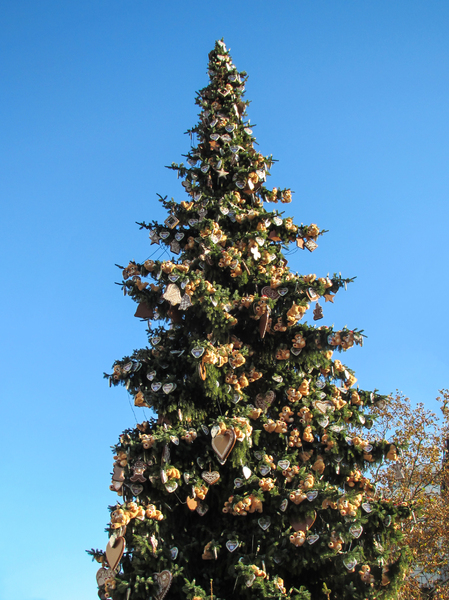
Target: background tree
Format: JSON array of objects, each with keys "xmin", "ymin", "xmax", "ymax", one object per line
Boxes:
[
  {"xmin": 368, "ymin": 391, "xmax": 449, "ymax": 600},
  {"xmin": 89, "ymin": 40, "xmax": 412, "ymax": 600}
]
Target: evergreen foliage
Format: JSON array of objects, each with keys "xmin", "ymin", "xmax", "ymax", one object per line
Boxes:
[{"xmin": 91, "ymin": 40, "xmax": 411, "ymax": 600}]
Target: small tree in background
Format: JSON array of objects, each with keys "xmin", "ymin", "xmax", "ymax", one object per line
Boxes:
[
  {"xmin": 369, "ymin": 391, "xmax": 449, "ymax": 599},
  {"xmin": 89, "ymin": 40, "xmax": 412, "ymax": 600}
]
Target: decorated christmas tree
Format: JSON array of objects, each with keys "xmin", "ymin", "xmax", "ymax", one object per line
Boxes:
[{"xmin": 90, "ymin": 40, "xmax": 411, "ymax": 600}]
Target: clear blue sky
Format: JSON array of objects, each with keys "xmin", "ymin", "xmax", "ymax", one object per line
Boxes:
[{"xmin": 1, "ymin": 1, "xmax": 448, "ymax": 599}]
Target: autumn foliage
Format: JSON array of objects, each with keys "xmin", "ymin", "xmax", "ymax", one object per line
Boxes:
[{"xmin": 369, "ymin": 390, "xmax": 449, "ymax": 599}]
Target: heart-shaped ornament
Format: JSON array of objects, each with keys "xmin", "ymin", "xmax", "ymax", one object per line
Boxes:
[
  {"xmin": 163, "ymin": 383, "xmax": 176, "ymax": 394},
  {"xmin": 168, "ymin": 274, "xmax": 179, "ymax": 282},
  {"xmin": 307, "ymin": 491, "xmax": 318, "ymax": 501},
  {"xmin": 191, "ymin": 347, "xmax": 205, "ymax": 358},
  {"xmin": 278, "ymin": 460, "xmax": 290, "ymax": 470},
  {"xmin": 362, "ymin": 503, "xmax": 372, "ymax": 513},
  {"xmin": 159, "ymin": 231, "xmax": 170, "ymax": 240},
  {"xmin": 170, "ymin": 547, "xmax": 178, "ymax": 560},
  {"xmin": 165, "ymin": 481, "xmax": 178, "ymax": 493},
  {"xmin": 175, "ymin": 232, "xmax": 184, "ymax": 241},
  {"xmin": 146, "ymin": 370, "xmax": 156, "ymax": 381},
  {"xmin": 183, "ymin": 472, "xmax": 190, "ymax": 484},
  {"xmin": 313, "ymin": 400, "xmax": 333, "ymax": 414},
  {"xmin": 129, "ymin": 483, "xmax": 144, "ymax": 496},
  {"xmin": 212, "ymin": 429, "xmax": 236, "ymax": 464},
  {"xmin": 272, "ymin": 375, "xmax": 283, "ymax": 383},
  {"xmin": 197, "ymin": 457, "xmax": 205, "ymax": 469},
  {"xmin": 307, "ymin": 534, "xmax": 320, "ymax": 544},
  {"xmin": 258, "ymin": 517, "xmax": 271, "ymax": 530},
  {"xmin": 226, "ymin": 540, "xmax": 239, "ymax": 552},
  {"xmin": 186, "ymin": 496, "xmax": 198, "ymax": 511},
  {"xmin": 259, "ymin": 465, "xmax": 270, "ymax": 476},
  {"xmin": 153, "ymin": 570, "xmax": 173, "ymax": 600},
  {"xmin": 170, "ymin": 435, "xmax": 179, "ymax": 445},
  {"xmin": 343, "ymin": 558, "xmax": 358, "ymax": 571},
  {"xmin": 255, "ymin": 390, "xmax": 275, "ymax": 410},
  {"xmin": 350, "ymin": 525, "xmax": 363, "ymax": 538},
  {"xmin": 96, "ymin": 567, "xmax": 112, "ymax": 586},
  {"xmin": 280, "ymin": 498, "xmax": 288, "ymax": 512},
  {"xmin": 317, "ymin": 416, "xmax": 329, "ymax": 428},
  {"xmin": 106, "ymin": 536, "xmax": 125, "ymax": 571},
  {"xmin": 278, "ymin": 287, "xmax": 288, "ymax": 296},
  {"xmin": 290, "ymin": 512, "xmax": 317, "ymax": 532},
  {"xmin": 234, "ymin": 478, "xmax": 243, "ymax": 488},
  {"xmin": 291, "ymin": 347, "xmax": 302, "ymax": 356},
  {"xmin": 261, "ymin": 286, "xmax": 279, "ymax": 299},
  {"xmin": 196, "ymin": 503, "xmax": 209, "ymax": 516},
  {"xmin": 246, "ymin": 573, "xmax": 256, "ymax": 587},
  {"xmin": 151, "ymin": 382, "xmax": 162, "ymax": 392},
  {"xmin": 202, "ymin": 471, "xmax": 220, "ymax": 485},
  {"xmin": 151, "ymin": 336, "xmax": 161, "ymax": 345}
]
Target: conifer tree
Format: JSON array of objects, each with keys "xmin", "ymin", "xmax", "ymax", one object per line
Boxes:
[{"xmin": 90, "ymin": 40, "xmax": 411, "ymax": 600}]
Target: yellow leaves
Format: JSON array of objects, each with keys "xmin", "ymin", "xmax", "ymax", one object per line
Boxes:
[{"xmin": 374, "ymin": 391, "xmax": 449, "ymax": 599}]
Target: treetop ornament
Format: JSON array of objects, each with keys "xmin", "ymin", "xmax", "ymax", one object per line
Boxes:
[{"xmin": 89, "ymin": 40, "xmax": 412, "ymax": 600}]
